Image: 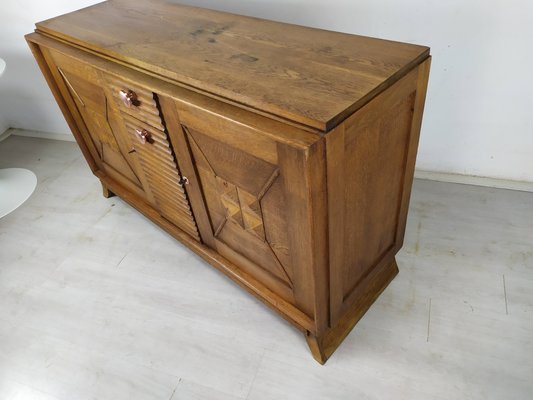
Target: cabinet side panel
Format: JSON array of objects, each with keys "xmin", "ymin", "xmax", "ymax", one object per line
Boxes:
[
  {"xmin": 395, "ymin": 57, "xmax": 431, "ymax": 248},
  {"xmin": 329, "ymin": 64, "xmax": 425, "ymax": 323}
]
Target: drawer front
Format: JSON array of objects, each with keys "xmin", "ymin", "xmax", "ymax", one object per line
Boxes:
[
  {"xmin": 106, "ymin": 74, "xmax": 165, "ymax": 131},
  {"xmin": 122, "ymin": 113, "xmax": 200, "ymax": 241}
]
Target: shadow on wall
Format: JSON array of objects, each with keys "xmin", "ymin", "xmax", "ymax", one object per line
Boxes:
[
  {"xmin": 0, "ymin": 58, "xmax": 7, "ymax": 134},
  {"xmin": 0, "ymin": 49, "xmax": 70, "ymax": 135},
  {"xmin": 1, "ymin": 0, "xmax": 347, "ymax": 138},
  {"xmin": 1, "ymin": 0, "xmax": 363, "ymax": 139},
  {"xmin": 170, "ymin": 0, "xmax": 352, "ymax": 33}
]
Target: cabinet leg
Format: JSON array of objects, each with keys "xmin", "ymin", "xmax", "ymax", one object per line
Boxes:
[
  {"xmin": 101, "ymin": 182, "xmax": 116, "ymax": 198},
  {"xmin": 305, "ymin": 258, "xmax": 399, "ymax": 365},
  {"xmin": 306, "ymin": 332, "xmax": 328, "ymax": 365}
]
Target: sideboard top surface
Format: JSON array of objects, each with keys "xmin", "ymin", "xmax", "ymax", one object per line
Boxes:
[{"xmin": 35, "ymin": 0, "xmax": 429, "ymax": 132}]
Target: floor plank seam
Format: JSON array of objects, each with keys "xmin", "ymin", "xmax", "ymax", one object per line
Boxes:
[
  {"xmin": 168, "ymin": 377, "xmax": 182, "ymax": 400},
  {"xmin": 115, "ymin": 252, "xmax": 128, "ymax": 269},
  {"xmin": 245, "ymin": 348, "xmax": 266, "ymax": 400},
  {"xmin": 502, "ymin": 274, "xmax": 508, "ymax": 315},
  {"xmin": 426, "ymin": 297, "xmax": 432, "ymax": 342},
  {"xmin": 2, "ymin": 136, "xmax": 533, "ymax": 399}
]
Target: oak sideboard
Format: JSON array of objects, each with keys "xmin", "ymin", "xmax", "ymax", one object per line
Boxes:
[{"xmin": 26, "ymin": 0, "xmax": 431, "ymax": 364}]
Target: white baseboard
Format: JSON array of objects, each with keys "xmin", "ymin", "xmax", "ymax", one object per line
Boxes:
[
  {"xmin": 3, "ymin": 128, "xmax": 532, "ymax": 193},
  {"xmin": 10, "ymin": 128, "xmax": 76, "ymax": 142},
  {"xmin": 0, "ymin": 128, "xmax": 12, "ymax": 143},
  {"xmin": 414, "ymin": 170, "xmax": 533, "ymax": 193}
]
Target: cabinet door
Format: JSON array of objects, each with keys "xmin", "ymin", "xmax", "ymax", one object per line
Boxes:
[
  {"xmin": 41, "ymin": 47, "xmax": 148, "ymax": 200},
  {"xmin": 183, "ymin": 115, "xmax": 293, "ymax": 302},
  {"xmin": 159, "ymin": 95, "xmax": 327, "ymax": 322}
]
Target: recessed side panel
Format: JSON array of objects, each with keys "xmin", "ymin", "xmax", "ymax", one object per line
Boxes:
[
  {"xmin": 341, "ymin": 91, "xmax": 415, "ymax": 298},
  {"xmin": 328, "ymin": 64, "xmax": 427, "ymax": 324}
]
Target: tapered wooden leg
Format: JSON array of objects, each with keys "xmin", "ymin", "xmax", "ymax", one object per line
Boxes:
[
  {"xmin": 306, "ymin": 258, "xmax": 399, "ymax": 364},
  {"xmin": 306, "ymin": 332, "xmax": 327, "ymax": 364},
  {"xmin": 101, "ymin": 182, "xmax": 116, "ymax": 198}
]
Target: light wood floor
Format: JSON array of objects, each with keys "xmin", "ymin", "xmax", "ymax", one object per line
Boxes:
[{"xmin": 1, "ymin": 135, "xmax": 532, "ymax": 400}]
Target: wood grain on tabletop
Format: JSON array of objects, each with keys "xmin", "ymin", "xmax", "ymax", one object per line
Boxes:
[{"xmin": 35, "ymin": 0, "xmax": 429, "ymax": 131}]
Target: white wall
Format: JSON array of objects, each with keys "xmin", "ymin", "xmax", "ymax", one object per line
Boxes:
[
  {"xmin": 1, "ymin": 0, "xmax": 532, "ymax": 183},
  {"xmin": 0, "ymin": 0, "xmax": 97, "ymax": 137}
]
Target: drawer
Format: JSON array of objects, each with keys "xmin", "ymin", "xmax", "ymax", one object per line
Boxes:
[
  {"xmin": 121, "ymin": 113, "xmax": 200, "ymax": 241},
  {"xmin": 105, "ymin": 74, "xmax": 166, "ymax": 131}
]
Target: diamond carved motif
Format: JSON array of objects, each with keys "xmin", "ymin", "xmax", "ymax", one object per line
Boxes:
[{"xmin": 216, "ymin": 176, "xmax": 266, "ymax": 240}]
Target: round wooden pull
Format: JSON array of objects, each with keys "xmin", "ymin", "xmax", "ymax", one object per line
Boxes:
[{"xmin": 119, "ymin": 89, "xmax": 138, "ymax": 108}]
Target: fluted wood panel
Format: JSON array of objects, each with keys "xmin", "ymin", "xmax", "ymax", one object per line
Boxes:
[{"xmin": 122, "ymin": 114, "xmax": 200, "ymax": 240}]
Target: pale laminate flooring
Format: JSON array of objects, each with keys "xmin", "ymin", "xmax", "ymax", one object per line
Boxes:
[{"xmin": 0, "ymin": 135, "xmax": 532, "ymax": 400}]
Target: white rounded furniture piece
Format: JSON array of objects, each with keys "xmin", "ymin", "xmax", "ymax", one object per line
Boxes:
[{"xmin": 0, "ymin": 58, "xmax": 38, "ymax": 218}]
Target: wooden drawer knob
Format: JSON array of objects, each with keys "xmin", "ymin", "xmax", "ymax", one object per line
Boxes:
[
  {"xmin": 119, "ymin": 89, "xmax": 138, "ymax": 108},
  {"xmin": 134, "ymin": 128, "xmax": 152, "ymax": 144}
]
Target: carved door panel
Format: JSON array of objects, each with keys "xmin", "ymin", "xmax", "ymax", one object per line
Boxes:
[
  {"xmin": 42, "ymin": 48, "xmax": 147, "ymax": 198},
  {"xmin": 167, "ymin": 101, "xmax": 297, "ymax": 304}
]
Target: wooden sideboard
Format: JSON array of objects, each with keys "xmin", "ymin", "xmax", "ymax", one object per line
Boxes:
[{"xmin": 26, "ymin": 0, "xmax": 430, "ymax": 364}]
